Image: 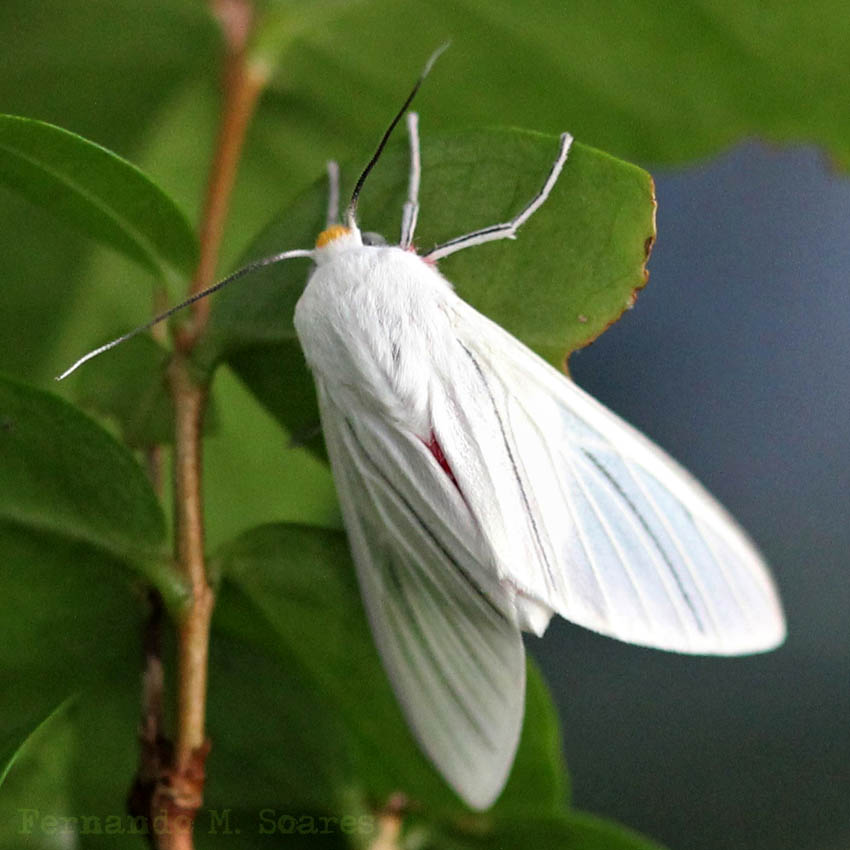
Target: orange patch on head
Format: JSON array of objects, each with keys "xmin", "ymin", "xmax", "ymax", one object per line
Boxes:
[{"xmin": 315, "ymin": 225, "xmax": 351, "ymax": 248}]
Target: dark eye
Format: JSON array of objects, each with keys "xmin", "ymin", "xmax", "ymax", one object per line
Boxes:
[{"xmin": 362, "ymin": 231, "xmax": 387, "ymax": 246}]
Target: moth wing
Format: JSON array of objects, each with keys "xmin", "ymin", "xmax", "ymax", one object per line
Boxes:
[
  {"xmin": 317, "ymin": 383, "xmax": 526, "ymax": 810},
  {"xmin": 436, "ymin": 301, "xmax": 785, "ymax": 655}
]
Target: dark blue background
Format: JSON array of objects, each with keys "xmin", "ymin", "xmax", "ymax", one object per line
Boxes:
[{"xmin": 534, "ymin": 142, "xmax": 850, "ymax": 850}]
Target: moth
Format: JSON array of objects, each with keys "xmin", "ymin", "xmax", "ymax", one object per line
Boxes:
[
  {"xmin": 60, "ymin": 52, "xmax": 785, "ymax": 811},
  {"xmin": 292, "ymin": 114, "xmax": 785, "ymax": 808}
]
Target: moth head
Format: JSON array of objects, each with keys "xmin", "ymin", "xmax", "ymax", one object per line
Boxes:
[{"xmin": 314, "ymin": 224, "xmax": 363, "ymax": 263}]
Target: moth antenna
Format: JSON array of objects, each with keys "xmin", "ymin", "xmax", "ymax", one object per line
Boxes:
[
  {"xmin": 345, "ymin": 42, "xmax": 449, "ymax": 228},
  {"xmin": 326, "ymin": 160, "xmax": 341, "ymax": 227},
  {"xmin": 56, "ymin": 248, "xmax": 315, "ymax": 380}
]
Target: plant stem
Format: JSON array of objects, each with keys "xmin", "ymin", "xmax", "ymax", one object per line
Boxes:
[
  {"xmin": 179, "ymin": 0, "xmax": 265, "ymax": 348},
  {"xmin": 149, "ymin": 2, "xmax": 266, "ymax": 847},
  {"xmin": 171, "ymin": 361, "xmax": 213, "ymax": 770},
  {"xmin": 152, "ymin": 358, "xmax": 213, "ymax": 850}
]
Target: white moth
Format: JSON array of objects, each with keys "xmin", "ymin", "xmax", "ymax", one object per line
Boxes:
[
  {"xmin": 293, "ymin": 125, "xmax": 785, "ymax": 807},
  {"xmin": 59, "ymin": 53, "xmax": 786, "ymax": 812}
]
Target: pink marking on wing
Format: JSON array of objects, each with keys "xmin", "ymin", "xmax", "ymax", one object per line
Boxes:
[{"xmin": 424, "ymin": 431, "xmax": 460, "ymax": 490}]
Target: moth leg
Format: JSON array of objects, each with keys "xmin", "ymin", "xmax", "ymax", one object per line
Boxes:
[
  {"xmin": 399, "ymin": 111, "xmax": 421, "ymax": 249},
  {"xmin": 423, "ymin": 133, "xmax": 573, "ymax": 262},
  {"xmin": 326, "ymin": 160, "xmax": 341, "ymax": 228}
]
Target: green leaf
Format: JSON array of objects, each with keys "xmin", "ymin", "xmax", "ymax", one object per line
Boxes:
[
  {"xmin": 0, "ymin": 698, "xmax": 75, "ymax": 791},
  {"xmin": 0, "ymin": 114, "xmax": 198, "ymax": 282},
  {"xmin": 200, "ymin": 366, "xmax": 341, "ymax": 547},
  {"xmin": 0, "ymin": 1, "xmax": 217, "ymax": 149},
  {"xmin": 267, "ymin": 0, "xmax": 850, "ymax": 168},
  {"xmin": 0, "ymin": 615, "xmax": 351, "ymax": 848},
  {"xmin": 0, "ymin": 524, "xmax": 146, "ymax": 834},
  {"xmin": 0, "ymin": 527, "xmax": 347, "ymax": 845},
  {"xmin": 205, "ymin": 632, "xmax": 351, "ymax": 815},
  {"xmin": 225, "ymin": 345, "xmax": 329, "ymax": 460},
  {"xmin": 212, "ymin": 522, "xmax": 569, "ymax": 816},
  {"xmin": 74, "ymin": 332, "xmax": 218, "ymax": 449},
  {"xmin": 0, "ymin": 696, "xmax": 78, "ymax": 850},
  {"xmin": 425, "ymin": 812, "xmax": 667, "ymax": 850},
  {"xmin": 0, "ymin": 376, "xmax": 175, "ymax": 595},
  {"xmin": 497, "ymin": 659, "xmax": 569, "ymax": 815},
  {"xmin": 0, "ymin": 0, "xmax": 215, "ymax": 383},
  {"xmin": 205, "ymin": 129, "xmax": 654, "ymax": 452}
]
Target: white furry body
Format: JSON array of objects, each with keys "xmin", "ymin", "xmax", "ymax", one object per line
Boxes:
[{"xmin": 296, "ymin": 245, "xmax": 456, "ymax": 440}]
